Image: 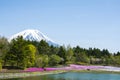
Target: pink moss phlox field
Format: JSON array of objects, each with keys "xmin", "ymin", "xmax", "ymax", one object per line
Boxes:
[
  {"xmin": 25, "ymin": 68, "xmax": 44, "ymax": 72},
  {"xmin": 69, "ymin": 64, "xmax": 104, "ymax": 70},
  {"xmin": 24, "ymin": 65, "xmax": 103, "ymax": 72}
]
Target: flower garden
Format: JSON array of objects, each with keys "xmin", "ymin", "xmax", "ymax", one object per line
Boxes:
[{"xmin": 24, "ymin": 64, "xmax": 120, "ymax": 72}]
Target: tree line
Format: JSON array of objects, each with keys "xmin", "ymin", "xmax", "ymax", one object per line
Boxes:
[{"xmin": 0, "ymin": 36, "xmax": 120, "ymax": 69}]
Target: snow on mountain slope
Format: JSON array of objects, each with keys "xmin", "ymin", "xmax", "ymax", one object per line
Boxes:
[{"xmin": 9, "ymin": 29, "xmax": 59, "ymax": 46}]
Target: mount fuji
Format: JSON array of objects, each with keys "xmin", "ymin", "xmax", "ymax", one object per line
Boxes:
[{"xmin": 9, "ymin": 29, "xmax": 59, "ymax": 46}]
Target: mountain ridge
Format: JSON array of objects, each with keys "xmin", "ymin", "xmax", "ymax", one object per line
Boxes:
[{"xmin": 9, "ymin": 29, "xmax": 59, "ymax": 46}]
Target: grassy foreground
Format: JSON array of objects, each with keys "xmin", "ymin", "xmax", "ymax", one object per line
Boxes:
[{"xmin": 0, "ymin": 70, "xmax": 67, "ymax": 79}]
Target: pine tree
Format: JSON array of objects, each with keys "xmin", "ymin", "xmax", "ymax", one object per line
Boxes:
[
  {"xmin": 5, "ymin": 36, "xmax": 27, "ymax": 68},
  {"xmin": 38, "ymin": 40, "xmax": 50, "ymax": 55},
  {"xmin": 58, "ymin": 46, "xmax": 66, "ymax": 63}
]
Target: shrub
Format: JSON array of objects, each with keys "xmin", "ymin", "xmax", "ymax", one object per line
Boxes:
[{"xmin": 0, "ymin": 62, "xmax": 2, "ymax": 70}]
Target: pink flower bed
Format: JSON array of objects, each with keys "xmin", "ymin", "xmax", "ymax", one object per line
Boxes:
[
  {"xmin": 45, "ymin": 68, "xmax": 59, "ymax": 71},
  {"xmin": 69, "ymin": 64, "xmax": 103, "ymax": 70},
  {"xmin": 25, "ymin": 64, "xmax": 118, "ymax": 72},
  {"xmin": 25, "ymin": 68, "xmax": 44, "ymax": 72}
]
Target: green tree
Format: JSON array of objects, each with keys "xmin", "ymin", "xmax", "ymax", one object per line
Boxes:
[
  {"xmin": 49, "ymin": 54, "xmax": 61, "ymax": 66},
  {"xmin": 110, "ymin": 56, "xmax": 120, "ymax": 66},
  {"xmin": 0, "ymin": 36, "xmax": 9, "ymax": 61},
  {"xmin": 58, "ymin": 46, "xmax": 66, "ymax": 63},
  {"xmin": 38, "ymin": 40, "xmax": 50, "ymax": 55},
  {"xmin": 73, "ymin": 46, "xmax": 86, "ymax": 53},
  {"xmin": 92, "ymin": 48, "xmax": 102, "ymax": 58},
  {"xmin": 0, "ymin": 36, "xmax": 9, "ymax": 68},
  {"xmin": 49, "ymin": 45, "xmax": 59, "ymax": 55},
  {"xmin": 87, "ymin": 48, "xmax": 93, "ymax": 57},
  {"xmin": 35, "ymin": 54, "xmax": 49, "ymax": 68},
  {"xmin": 102, "ymin": 49, "xmax": 110, "ymax": 57},
  {"xmin": 116, "ymin": 52, "xmax": 120, "ymax": 56},
  {"xmin": 65, "ymin": 46, "xmax": 74, "ymax": 63},
  {"xmin": 5, "ymin": 36, "xmax": 27, "ymax": 68},
  {"xmin": 105, "ymin": 56, "xmax": 114, "ymax": 65},
  {"xmin": 42, "ymin": 55, "xmax": 49, "ymax": 68},
  {"xmin": 74, "ymin": 46, "xmax": 89, "ymax": 64},
  {"xmin": 0, "ymin": 62, "xmax": 2, "ymax": 70},
  {"xmin": 77, "ymin": 52, "xmax": 90, "ymax": 64},
  {"xmin": 22, "ymin": 44, "xmax": 36, "ymax": 69}
]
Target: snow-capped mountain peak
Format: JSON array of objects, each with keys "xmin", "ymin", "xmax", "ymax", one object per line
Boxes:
[{"xmin": 9, "ymin": 29, "xmax": 58, "ymax": 46}]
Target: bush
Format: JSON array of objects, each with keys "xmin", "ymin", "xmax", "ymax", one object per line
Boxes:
[
  {"xmin": 35, "ymin": 55, "xmax": 49, "ymax": 68},
  {"xmin": 65, "ymin": 61, "xmax": 74, "ymax": 65},
  {"xmin": 76, "ymin": 62, "xmax": 89, "ymax": 65},
  {"xmin": 0, "ymin": 62, "xmax": 2, "ymax": 70},
  {"xmin": 49, "ymin": 54, "xmax": 61, "ymax": 66}
]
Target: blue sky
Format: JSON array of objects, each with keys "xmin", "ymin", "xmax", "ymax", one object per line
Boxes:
[{"xmin": 0, "ymin": 0, "xmax": 120, "ymax": 53}]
